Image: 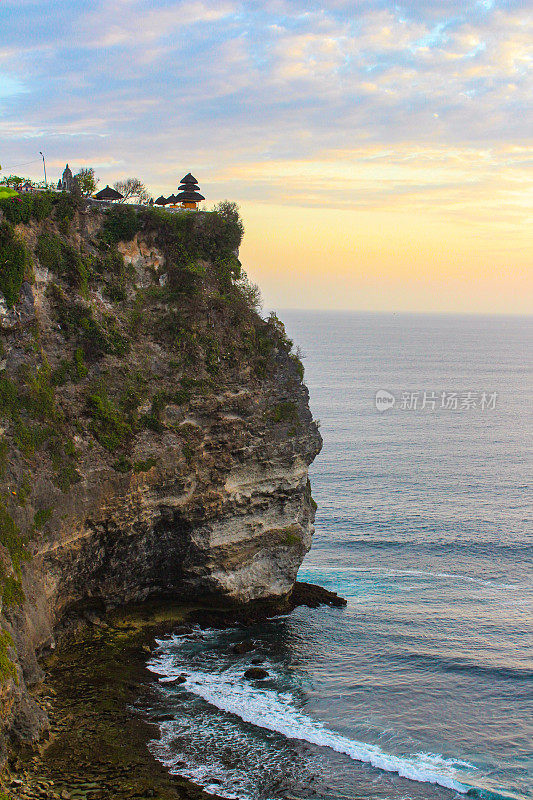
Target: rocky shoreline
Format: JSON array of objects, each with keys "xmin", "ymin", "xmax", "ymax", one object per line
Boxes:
[{"xmin": 1, "ymin": 583, "xmax": 346, "ymax": 800}]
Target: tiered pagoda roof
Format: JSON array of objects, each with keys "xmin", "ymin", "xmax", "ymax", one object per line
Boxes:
[{"xmin": 176, "ymin": 173, "xmax": 205, "ymax": 203}]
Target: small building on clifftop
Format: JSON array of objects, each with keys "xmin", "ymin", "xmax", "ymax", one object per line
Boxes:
[{"xmin": 175, "ymin": 173, "xmax": 205, "ymax": 210}]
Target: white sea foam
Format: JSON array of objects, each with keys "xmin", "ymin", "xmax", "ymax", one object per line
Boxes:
[{"xmin": 147, "ymin": 653, "xmax": 473, "ymax": 795}]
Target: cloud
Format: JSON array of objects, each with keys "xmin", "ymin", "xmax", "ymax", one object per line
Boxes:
[
  {"xmin": 83, "ymin": 0, "xmax": 237, "ymax": 48},
  {"xmin": 0, "ymin": 0, "xmax": 530, "ymax": 313},
  {"xmin": 208, "ymin": 144, "xmax": 533, "ymax": 228},
  {"xmin": 0, "ymin": 0, "xmax": 530, "ymax": 188}
]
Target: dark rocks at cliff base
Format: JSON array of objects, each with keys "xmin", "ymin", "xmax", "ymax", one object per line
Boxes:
[
  {"xmin": 290, "ymin": 582, "xmax": 348, "ymax": 609},
  {"xmin": 244, "ymin": 667, "xmax": 269, "ymax": 680},
  {"xmin": 167, "ymin": 674, "xmax": 187, "ymax": 685},
  {"xmin": 173, "ymin": 625, "xmax": 193, "ymax": 636},
  {"xmin": 232, "ymin": 641, "xmax": 254, "ymax": 655}
]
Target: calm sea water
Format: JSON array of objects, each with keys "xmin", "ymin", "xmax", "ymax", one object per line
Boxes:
[{"xmin": 145, "ymin": 312, "xmax": 533, "ymax": 800}]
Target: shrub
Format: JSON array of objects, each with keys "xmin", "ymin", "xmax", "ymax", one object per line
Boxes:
[
  {"xmin": 54, "ymin": 193, "xmax": 79, "ymax": 224},
  {"xmin": 0, "ymin": 500, "xmax": 29, "ymax": 572},
  {"xmin": 0, "ymin": 439, "xmax": 8, "ymax": 476},
  {"xmin": 74, "ymin": 347, "xmax": 88, "ymax": 379},
  {"xmin": 167, "ymin": 259, "xmax": 205, "ymax": 297},
  {"xmin": 86, "ymin": 392, "xmax": 132, "ymax": 452},
  {"xmin": 49, "ymin": 285, "xmax": 129, "ymax": 360},
  {"xmin": 128, "ymin": 301, "xmax": 144, "ymax": 335},
  {"xmin": 16, "ymin": 475, "xmax": 31, "ymax": 506},
  {"xmin": 236, "ymin": 271, "xmax": 262, "ymax": 312},
  {"xmin": 36, "ymin": 233, "xmax": 90, "ymax": 293},
  {"xmin": 103, "ymin": 315, "xmax": 130, "ymax": 356},
  {"xmin": 0, "ymin": 374, "xmax": 19, "ymax": 415},
  {"xmin": 214, "ymin": 253, "xmax": 241, "ymax": 291},
  {"xmin": 173, "ymin": 387, "xmax": 191, "ymax": 405},
  {"xmin": 182, "ymin": 443, "xmax": 194, "ymax": 464},
  {"xmin": 133, "ymin": 456, "xmax": 157, "ymax": 473},
  {"xmin": 205, "ymin": 201, "xmax": 244, "ymax": 255},
  {"xmin": 22, "ymin": 361, "xmax": 57, "ymax": 421},
  {"xmin": 139, "ymin": 413, "xmax": 163, "ymax": 432},
  {"xmin": 78, "ymin": 315, "xmax": 110, "ymax": 360},
  {"xmin": 30, "ymin": 192, "xmax": 54, "ymax": 222},
  {"xmin": 35, "ymin": 231, "xmax": 62, "ymax": 272},
  {"xmin": 269, "ymin": 401, "xmax": 300, "ymax": 425},
  {"xmin": 0, "ymin": 221, "xmax": 29, "ymax": 307},
  {"xmin": 139, "ymin": 204, "xmax": 245, "ymax": 296},
  {"xmin": 33, "ymin": 507, "xmax": 53, "ymax": 529},
  {"xmin": 13, "ymin": 420, "xmax": 52, "ymax": 456},
  {"xmin": 0, "ymin": 191, "xmax": 55, "ymax": 225},
  {"xmin": 54, "ymin": 463, "xmax": 81, "ymax": 492},
  {"xmin": 112, "ymin": 455, "xmax": 132, "ymax": 473},
  {"xmin": 105, "ymin": 276, "xmax": 127, "ymax": 302},
  {"xmin": 64, "ymin": 244, "xmax": 90, "ymax": 294},
  {"xmin": 102, "ymin": 204, "xmax": 139, "ymax": 243},
  {"xmin": 290, "ymin": 350, "xmax": 305, "ymax": 381},
  {"xmin": 93, "ymin": 247, "xmax": 125, "ymax": 277},
  {"xmin": 266, "ymin": 312, "xmax": 293, "ymax": 351},
  {"xmin": 2, "ymin": 576, "xmax": 25, "ymax": 607},
  {"xmin": 0, "ymin": 629, "xmax": 16, "ymax": 684},
  {"xmin": 48, "ymin": 284, "xmax": 86, "ymax": 332}
]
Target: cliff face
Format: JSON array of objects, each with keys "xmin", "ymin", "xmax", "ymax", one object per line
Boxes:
[{"xmin": 0, "ymin": 197, "xmax": 321, "ymax": 762}]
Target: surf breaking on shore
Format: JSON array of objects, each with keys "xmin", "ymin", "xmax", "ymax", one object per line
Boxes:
[{"xmin": 146, "ymin": 632, "xmax": 517, "ymax": 800}]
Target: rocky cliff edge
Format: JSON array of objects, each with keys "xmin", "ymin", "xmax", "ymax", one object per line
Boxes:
[{"xmin": 0, "ymin": 196, "xmax": 322, "ymax": 763}]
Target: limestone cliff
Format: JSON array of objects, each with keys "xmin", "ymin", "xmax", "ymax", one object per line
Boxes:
[{"xmin": 0, "ymin": 196, "xmax": 321, "ymax": 763}]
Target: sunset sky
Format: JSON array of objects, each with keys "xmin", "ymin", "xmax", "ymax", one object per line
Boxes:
[{"xmin": 1, "ymin": 0, "xmax": 531, "ymax": 313}]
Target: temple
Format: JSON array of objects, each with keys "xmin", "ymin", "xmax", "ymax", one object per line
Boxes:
[
  {"xmin": 57, "ymin": 164, "xmax": 76, "ymax": 192},
  {"xmin": 175, "ymin": 173, "xmax": 205, "ymax": 209}
]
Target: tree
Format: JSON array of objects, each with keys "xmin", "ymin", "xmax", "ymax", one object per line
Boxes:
[
  {"xmin": 212, "ymin": 200, "xmax": 245, "ymax": 250},
  {"xmin": 113, "ymin": 178, "xmax": 152, "ymax": 205},
  {"xmin": 213, "ymin": 200, "xmax": 244, "ymax": 238},
  {"xmin": 0, "ymin": 175, "xmax": 29, "ymax": 187},
  {"xmin": 75, "ymin": 167, "xmax": 98, "ymax": 196}
]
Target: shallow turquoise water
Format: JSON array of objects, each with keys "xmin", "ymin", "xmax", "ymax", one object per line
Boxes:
[{"xmin": 145, "ymin": 312, "xmax": 532, "ymax": 800}]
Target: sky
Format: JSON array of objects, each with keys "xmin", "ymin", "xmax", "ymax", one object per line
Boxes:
[{"xmin": 1, "ymin": 0, "xmax": 531, "ymax": 313}]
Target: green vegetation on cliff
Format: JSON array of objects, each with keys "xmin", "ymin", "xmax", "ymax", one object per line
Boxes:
[
  {"xmin": 0, "ymin": 196, "xmax": 309, "ymax": 686},
  {"xmin": 0, "ymin": 191, "xmax": 78, "ymax": 226},
  {"xmin": 0, "ymin": 222, "xmax": 32, "ymax": 308},
  {"xmin": 0, "ymin": 629, "xmax": 16, "ymax": 683}
]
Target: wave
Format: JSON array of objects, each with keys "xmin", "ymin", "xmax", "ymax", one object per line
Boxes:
[
  {"xmin": 319, "ymin": 539, "xmax": 533, "ymax": 558},
  {"xmin": 386, "ymin": 651, "xmax": 533, "ymax": 682},
  {"xmin": 147, "ymin": 651, "xmax": 503, "ymax": 798},
  {"xmin": 305, "ymin": 565, "xmax": 532, "ymax": 591}
]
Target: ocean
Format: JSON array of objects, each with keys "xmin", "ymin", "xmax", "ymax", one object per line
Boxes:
[{"xmin": 144, "ymin": 312, "xmax": 532, "ymax": 800}]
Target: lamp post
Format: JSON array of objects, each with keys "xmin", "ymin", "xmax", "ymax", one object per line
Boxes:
[{"xmin": 39, "ymin": 151, "xmax": 47, "ymax": 187}]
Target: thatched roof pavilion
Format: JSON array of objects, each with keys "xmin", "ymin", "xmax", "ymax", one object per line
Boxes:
[
  {"xmin": 94, "ymin": 185, "xmax": 123, "ymax": 201},
  {"xmin": 154, "ymin": 195, "xmax": 168, "ymax": 205},
  {"xmin": 175, "ymin": 173, "xmax": 205, "ymax": 209},
  {"xmin": 176, "ymin": 189, "xmax": 205, "ymax": 203}
]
